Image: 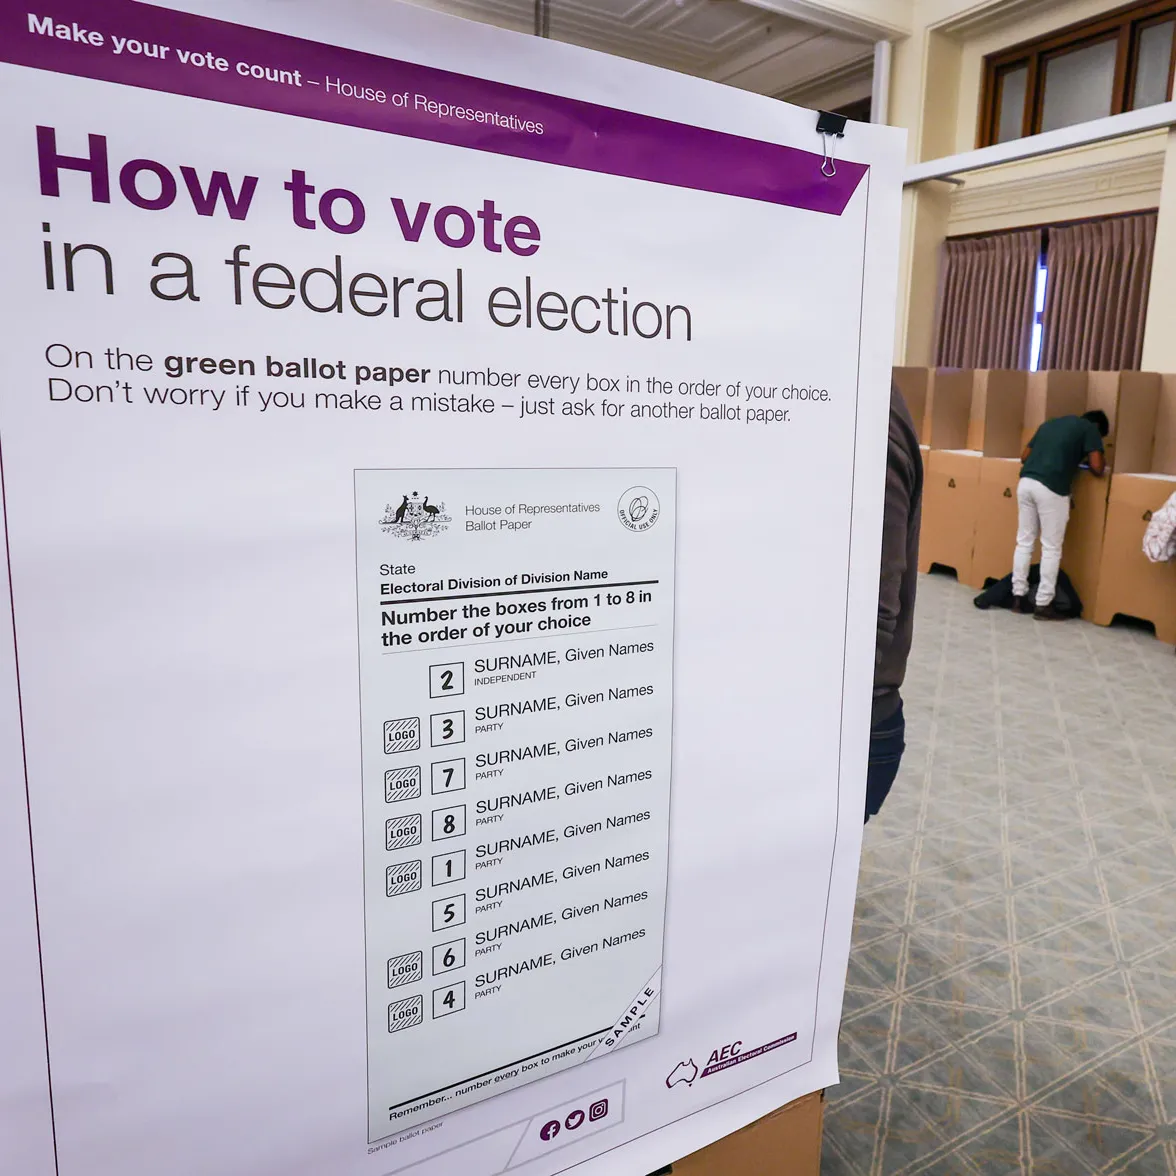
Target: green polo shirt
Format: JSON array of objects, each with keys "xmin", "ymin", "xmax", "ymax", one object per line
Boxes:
[{"xmin": 1021, "ymin": 415, "xmax": 1104, "ymax": 497}]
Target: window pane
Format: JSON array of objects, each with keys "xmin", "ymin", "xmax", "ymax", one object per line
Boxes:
[
  {"xmin": 1040, "ymin": 38, "xmax": 1118, "ymax": 132},
  {"xmin": 1133, "ymin": 20, "xmax": 1174, "ymax": 109},
  {"xmin": 996, "ymin": 66, "xmax": 1028, "ymax": 142}
]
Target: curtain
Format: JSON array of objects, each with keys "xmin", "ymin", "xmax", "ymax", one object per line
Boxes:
[
  {"xmin": 1040, "ymin": 211, "xmax": 1157, "ymax": 371},
  {"xmin": 935, "ymin": 228, "xmax": 1041, "ymax": 369}
]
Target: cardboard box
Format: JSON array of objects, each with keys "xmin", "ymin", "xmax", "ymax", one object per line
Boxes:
[
  {"xmin": 893, "ymin": 367, "xmax": 930, "ymax": 443},
  {"xmin": 1092, "ymin": 373, "xmax": 1176, "ymax": 641},
  {"xmin": 929, "ymin": 370, "xmax": 973, "ymax": 450},
  {"xmin": 669, "ymin": 1092, "xmax": 824, "ymax": 1175},
  {"xmin": 918, "ymin": 449, "xmax": 981, "ymax": 583}
]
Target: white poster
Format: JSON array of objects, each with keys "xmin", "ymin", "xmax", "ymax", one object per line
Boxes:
[{"xmin": 0, "ymin": 2, "xmax": 904, "ymax": 1173}]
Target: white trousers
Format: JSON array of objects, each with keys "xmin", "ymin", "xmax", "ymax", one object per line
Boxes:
[{"xmin": 1013, "ymin": 478, "xmax": 1070, "ymax": 606}]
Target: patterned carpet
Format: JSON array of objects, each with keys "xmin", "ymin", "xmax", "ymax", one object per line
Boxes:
[{"xmin": 823, "ymin": 572, "xmax": 1176, "ymax": 1176}]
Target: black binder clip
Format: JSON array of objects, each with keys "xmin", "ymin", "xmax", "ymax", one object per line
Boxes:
[{"xmin": 816, "ymin": 110, "xmax": 847, "ymax": 177}]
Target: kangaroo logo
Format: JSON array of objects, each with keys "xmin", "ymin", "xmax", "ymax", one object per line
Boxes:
[
  {"xmin": 665, "ymin": 1060, "xmax": 698, "ymax": 1089},
  {"xmin": 380, "ymin": 491, "xmax": 450, "ymax": 541}
]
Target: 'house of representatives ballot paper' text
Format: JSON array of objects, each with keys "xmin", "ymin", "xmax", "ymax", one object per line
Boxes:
[{"xmin": 354, "ymin": 468, "xmax": 676, "ymax": 1138}]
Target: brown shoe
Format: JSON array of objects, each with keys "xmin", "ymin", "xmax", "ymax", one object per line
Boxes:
[
  {"xmin": 1011, "ymin": 595, "xmax": 1031, "ymax": 614},
  {"xmin": 1034, "ymin": 602, "xmax": 1065, "ymax": 621}
]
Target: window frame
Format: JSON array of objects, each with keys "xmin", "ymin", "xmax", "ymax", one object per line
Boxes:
[
  {"xmin": 1128, "ymin": 11, "xmax": 1176, "ymax": 107},
  {"xmin": 979, "ymin": 0, "xmax": 1176, "ymax": 147}
]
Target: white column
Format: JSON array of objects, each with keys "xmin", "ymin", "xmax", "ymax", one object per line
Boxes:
[{"xmin": 871, "ymin": 40, "xmax": 892, "ymax": 125}]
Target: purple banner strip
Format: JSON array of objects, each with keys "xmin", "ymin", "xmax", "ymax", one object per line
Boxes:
[{"xmin": 0, "ymin": 0, "xmax": 866, "ymax": 215}]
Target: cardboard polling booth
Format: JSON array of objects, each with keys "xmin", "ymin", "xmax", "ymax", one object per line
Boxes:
[
  {"xmin": 970, "ymin": 457, "xmax": 1025, "ymax": 588},
  {"xmin": 1021, "ymin": 370, "xmax": 1088, "ymax": 450},
  {"xmin": 919, "ymin": 370, "xmax": 981, "ymax": 581},
  {"xmin": 1086, "ymin": 368, "xmax": 1144, "ymax": 470},
  {"xmin": 671, "ymin": 1092, "xmax": 824, "ymax": 1176},
  {"xmin": 971, "ymin": 371, "xmax": 1088, "ymax": 590},
  {"xmin": 928, "ymin": 369, "xmax": 973, "ymax": 451},
  {"xmin": 901, "ymin": 364, "xmax": 1174, "ymax": 631},
  {"xmin": 970, "ymin": 369, "xmax": 1027, "ymax": 456},
  {"xmin": 893, "ymin": 366, "xmax": 930, "ymax": 443},
  {"xmin": 922, "ymin": 449, "xmax": 983, "ymax": 583},
  {"xmin": 1063, "ymin": 472, "xmax": 1112, "ymax": 615},
  {"xmin": 967, "ymin": 371, "xmax": 1028, "ymax": 588},
  {"xmin": 1094, "ymin": 373, "xmax": 1176, "ymax": 642},
  {"xmin": 1060, "ymin": 370, "xmax": 1148, "ymax": 616},
  {"xmin": 919, "ymin": 370, "xmax": 1027, "ymax": 587}
]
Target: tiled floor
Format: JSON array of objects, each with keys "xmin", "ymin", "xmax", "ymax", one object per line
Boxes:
[{"xmin": 823, "ymin": 572, "xmax": 1176, "ymax": 1175}]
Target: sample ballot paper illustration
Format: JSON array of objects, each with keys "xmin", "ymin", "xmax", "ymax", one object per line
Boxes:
[
  {"xmin": 356, "ymin": 468, "xmax": 675, "ymax": 1136},
  {"xmin": 0, "ymin": 1, "xmax": 904, "ymax": 1175}
]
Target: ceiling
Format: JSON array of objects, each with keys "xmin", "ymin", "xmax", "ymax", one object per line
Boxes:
[{"xmin": 398, "ymin": 0, "xmax": 875, "ymax": 104}]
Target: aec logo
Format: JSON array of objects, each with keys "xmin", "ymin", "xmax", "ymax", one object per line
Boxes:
[{"xmin": 539, "ymin": 1099, "xmax": 609, "ymax": 1141}]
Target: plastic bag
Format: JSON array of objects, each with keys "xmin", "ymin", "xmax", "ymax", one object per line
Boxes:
[{"xmin": 1143, "ymin": 491, "xmax": 1176, "ymax": 563}]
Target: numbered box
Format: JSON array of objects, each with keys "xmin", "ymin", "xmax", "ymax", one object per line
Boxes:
[
  {"xmin": 387, "ymin": 951, "xmax": 423, "ymax": 990},
  {"xmin": 432, "ymin": 938, "xmax": 466, "ymax": 976},
  {"xmin": 431, "ymin": 893, "xmax": 466, "ymax": 931},
  {"xmin": 385, "ymin": 814, "xmax": 423, "ymax": 851},
  {"xmin": 432, "ymin": 849, "xmax": 467, "ymax": 886},
  {"xmin": 431, "ymin": 758, "xmax": 466, "ymax": 795},
  {"xmin": 431, "ymin": 805, "xmax": 466, "ymax": 842},
  {"xmin": 384, "ymin": 717, "xmax": 421, "ymax": 755},
  {"xmin": 385, "ymin": 766, "xmax": 422, "ymax": 804},
  {"xmin": 432, "ymin": 981, "xmax": 467, "ymax": 1019},
  {"xmin": 430, "ymin": 662, "xmax": 465, "ymax": 699},
  {"xmin": 388, "ymin": 995, "xmax": 424, "ymax": 1034},
  {"xmin": 430, "ymin": 711, "xmax": 465, "ymax": 748},
  {"xmin": 386, "ymin": 860, "xmax": 423, "ymax": 897}
]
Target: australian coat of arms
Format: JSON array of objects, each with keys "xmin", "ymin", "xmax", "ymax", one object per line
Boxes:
[{"xmin": 379, "ymin": 492, "xmax": 451, "ymax": 541}]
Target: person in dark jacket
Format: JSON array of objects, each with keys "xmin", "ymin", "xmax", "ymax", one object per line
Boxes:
[{"xmin": 866, "ymin": 384, "xmax": 923, "ymax": 823}]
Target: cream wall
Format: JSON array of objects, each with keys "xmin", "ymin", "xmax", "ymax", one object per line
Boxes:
[
  {"xmin": 945, "ymin": 133, "xmax": 1165, "ymax": 236},
  {"xmin": 891, "ymin": 0, "xmax": 1174, "ymax": 366},
  {"xmin": 1142, "ymin": 128, "xmax": 1176, "ymax": 370}
]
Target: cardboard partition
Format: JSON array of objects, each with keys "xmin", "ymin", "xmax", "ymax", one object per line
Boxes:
[
  {"xmin": 1022, "ymin": 370, "xmax": 1088, "ymax": 450},
  {"xmin": 1085, "ymin": 370, "xmax": 1123, "ymax": 472},
  {"xmin": 1157, "ymin": 374, "xmax": 1176, "ymax": 474},
  {"xmin": 893, "ymin": 367, "xmax": 930, "ymax": 443},
  {"xmin": 918, "ymin": 450, "xmax": 981, "ymax": 582},
  {"xmin": 970, "ymin": 457, "xmax": 1025, "ymax": 588},
  {"xmin": 671, "ymin": 1093, "xmax": 824, "ymax": 1175},
  {"xmin": 1093, "ymin": 473, "xmax": 1176, "ymax": 643},
  {"xmin": 929, "ymin": 370, "xmax": 973, "ymax": 451},
  {"xmin": 1103, "ymin": 372, "xmax": 1163, "ymax": 473},
  {"xmin": 977, "ymin": 370, "xmax": 1028, "ymax": 458},
  {"xmin": 1109, "ymin": 471, "xmax": 1176, "ymax": 506},
  {"xmin": 1061, "ymin": 471, "xmax": 1112, "ymax": 617}
]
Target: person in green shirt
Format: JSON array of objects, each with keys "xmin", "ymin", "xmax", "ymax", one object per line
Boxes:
[{"xmin": 1012, "ymin": 410, "xmax": 1108, "ymax": 619}]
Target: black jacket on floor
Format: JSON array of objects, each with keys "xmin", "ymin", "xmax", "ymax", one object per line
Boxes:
[{"xmin": 973, "ymin": 567, "xmax": 1083, "ymax": 618}]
